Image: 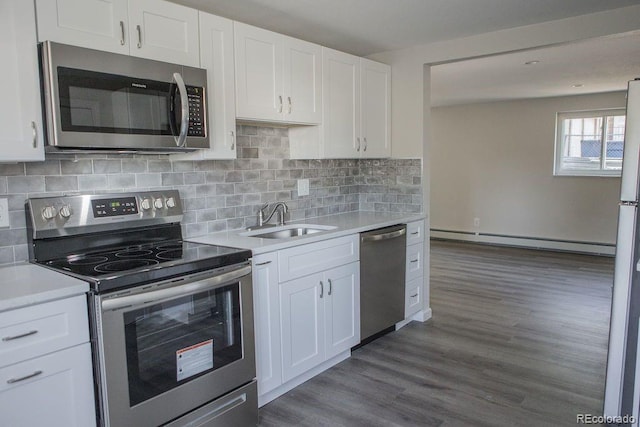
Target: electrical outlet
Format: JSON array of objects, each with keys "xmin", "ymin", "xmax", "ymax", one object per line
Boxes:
[
  {"xmin": 297, "ymin": 179, "xmax": 310, "ymax": 196},
  {"xmin": 0, "ymin": 198, "xmax": 9, "ymax": 228},
  {"xmin": 473, "ymin": 217, "xmax": 480, "ymax": 227}
]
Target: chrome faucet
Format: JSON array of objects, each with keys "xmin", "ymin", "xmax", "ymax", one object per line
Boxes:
[{"xmin": 257, "ymin": 202, "xmax": 288, "ymax": 227}]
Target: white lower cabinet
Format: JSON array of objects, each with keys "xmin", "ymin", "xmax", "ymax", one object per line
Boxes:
[
  {"xmin": 0, "ymin": 295, "xmax": 95, "ymax": 426},
  {"xmin": 404, "ymin": 220, "xmax": 425, "ymax": 318},
  {"xmin": 0, "ymin": 343, "xmax": 96, "ymax": 427},
  {"xmin": 252, "ymin": 235, "xmax": 360, "ymax": 406}
]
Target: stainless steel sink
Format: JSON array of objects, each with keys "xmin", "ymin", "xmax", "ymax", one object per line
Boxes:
[{"xmin": 240, "ymin": 224, "xmax": 337, "ymax": 239}]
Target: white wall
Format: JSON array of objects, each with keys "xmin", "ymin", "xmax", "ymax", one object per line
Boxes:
[{"xmin": 431, "ymin": 92, "xmax": 625, "ymax": 246}]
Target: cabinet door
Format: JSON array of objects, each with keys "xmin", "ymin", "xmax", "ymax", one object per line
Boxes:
[
  {"xmin": 324, "ymin": 262, "xmax": 360, "ymax": 359},
  {"xmin": 283, "ymin": 37, "xmax": 322, "ymax": 124},
  {"xmin": 0, "ymin": 343, "xmax": 96, "ymax": 427},
  {"xmin": 128, "ymin": 0, "xmax": 200, "ymax": 66},
  {"xmin": 280, "ymin": 273, "xmax": 325, "ymax": 382},
  {"xmin": 234, "ymin": 23, "xmax": 283, "ymax": 122},
  {"xmin": 0, "ymin": 0, "xmax": 44, "ymax": 162},
  {"xmin": 322, "ymin": 47, "xmax": 360, "ymax": 158},
  {"xmin": 252, "ymin": 253, "xmax": 282, "ymax": 396},
  {"xmin": 199, "ymin": 12, "xmax": 237, "ymax": 159},
  {"xmin": 360, "ymin": 58, "xmax": 391, "ymax": 158},
  {"xmin": 406, "ymin": 243, "xmax": 424, "ymax": 282},
  {"xmin": 35, "ymin": 0, "xmax": 129, "ymax": 54}
]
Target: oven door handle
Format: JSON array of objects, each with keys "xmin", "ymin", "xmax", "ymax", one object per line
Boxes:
[{"xmin": 102, "ymin": 265, "xmax": 251, "ymax": 311}]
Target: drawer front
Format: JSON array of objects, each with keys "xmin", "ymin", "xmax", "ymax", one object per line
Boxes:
[
  {"xmin": 405, "ymin": 277, "xmax": 423, "ymax": 317},
  {"xmin": 278, "ymin": 235, "xmax": 359, "ymax": 282},
  {"xmin": 0, "ymin": 295, "xmax": 89, "ymax": 368},
  {"xmin": 406, "ymin": 243, "xmax": 424, "ymax": 282},
  {"xmin": 0, "ymin": 342, "xmax": 96, "ymax": 426},
  {"xmin": 406, "ymin": 220, "xmax": 425, "ymax": 245}
]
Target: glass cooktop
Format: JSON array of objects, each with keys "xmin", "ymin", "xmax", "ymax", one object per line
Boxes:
[{"xmin": 41, "ymin": 240, "xmax": 251, "ymax": 293}]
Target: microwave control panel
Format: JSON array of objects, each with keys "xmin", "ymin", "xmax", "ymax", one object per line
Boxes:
[{"xmin": 186, "ymin": 86, "xmax": 206, "ymax": 137}]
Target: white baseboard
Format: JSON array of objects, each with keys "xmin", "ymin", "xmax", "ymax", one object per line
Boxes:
[
  {"xmin": 431, "ymin": 229, "xmax": 615, "ymax": 256},
  {"xmin": 396, "ymin": 307, "xmax": 433, "ymax": 330}
]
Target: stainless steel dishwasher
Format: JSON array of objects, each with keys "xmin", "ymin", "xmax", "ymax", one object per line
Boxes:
[{"xmin": 359, "ymin": 224, "xmax": 407, "ymax": 344}]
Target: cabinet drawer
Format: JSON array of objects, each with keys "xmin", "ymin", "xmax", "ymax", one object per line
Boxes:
[
  {"xmin": 278, "ymin": 235, "xmax": 359, "ymax": 282},
  {"xmin": 0, "ymin": 295, "xmax": 89, "ymax": 368},
  {"xmin": 405, "ymin": 277, "xmax": 422, "ymax": 318},
  {"xmin": 0, "ymin": 343, "xmax": 96, "ymax": 426},
  {"xmin": 406, "ymin": 220, "xmax": 425, "ymax": 245},
  {"xmin": 406, "ymin": 243, "xmax": 424, "ymax": 282}
]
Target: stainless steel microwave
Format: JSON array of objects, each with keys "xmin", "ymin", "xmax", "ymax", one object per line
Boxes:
[{"xmin": 40, "ymin": 41, "xmax": 209, "ymax": 153}]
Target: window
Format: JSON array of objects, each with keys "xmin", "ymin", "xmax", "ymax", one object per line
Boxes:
[{"xmin": 554, "ymin": 109, "xmax": 626, "ymax": 176}]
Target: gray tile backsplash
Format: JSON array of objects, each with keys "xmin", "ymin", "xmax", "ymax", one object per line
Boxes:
[{"xmin": 0, "ymin": 125, "xmax": 422, "ymax": 265}]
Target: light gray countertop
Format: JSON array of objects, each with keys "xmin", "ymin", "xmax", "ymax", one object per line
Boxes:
[
  {"xmin": 188, "ymin": 211, "xmax": 426, "ymax": 254},
  {"xmin": 0, "ymin": 263, "xmax": 89, "ymax": 312}
]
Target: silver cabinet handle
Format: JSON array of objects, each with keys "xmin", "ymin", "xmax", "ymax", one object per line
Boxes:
[
  {"xmin": 278, "ymin": 95, "xmax": 283, "ymax": 113},
  {"xmin": 356, "ymin": 137, "xmax": 361, "ymax": 152},
  {"xmin": 172, "ymin": 72, "xmax": 189, "ymax": 147},
  {"xmin": 119, "ymin": 21, "xmax": 125, "ymax": 45},
  {"xmin": 255, "ymin": 260, "xmax": 271, "ymax": 266},
  {"xmin": 230, "ymin": 130, "xmax": 235, "ymax": 150},
  {"xmin": 31, "ymin": 121, "xmax": 37, "ymax": 148},
  {"xmin": 136, "ymin": 24, "xmax": 142, "ymax": 48},
  {"xmin": 328, "ymin": 279, "xmax": 332, "ymax": 296},
  {"xmin": 410, "ymin": 293, "xmax": 418, "ymax": 298},
  {"xmin": 363, "ymin": 137, "xmax": 368, "ymax": 152},
  {"xmin": 410, "ymin": 259, "xmax": 419, "ymax": 263},
  {"xmin": 7, "ymin": 370, "xmax": 43, "ymax": 384},
  {"xmin": 410, "ymin": 231, "xmax": 419, "ymax": 235},
  {"xmin": 320, "ymin": 281, "xmax": 324, "ymax": 298},
  {"xmin": 3, "ymin": 330, "xmax": 38, "ymax": 341},
  {"xmin": 288, "ymin": 96, "xmax": 292, "ymax": 114}
]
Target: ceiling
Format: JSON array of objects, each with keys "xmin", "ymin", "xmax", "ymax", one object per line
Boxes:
[
  {"xmin": 431, "ymin": 31, "xmax": 640, "ymax": 106},
  {"xmin": 170, "ymin": 0, "xmax": 638, "ymax": 56}
]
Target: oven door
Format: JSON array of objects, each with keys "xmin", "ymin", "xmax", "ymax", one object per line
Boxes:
[{"xmin": 94, "ymin": 263, "xmax": 255, "ymax": 427}]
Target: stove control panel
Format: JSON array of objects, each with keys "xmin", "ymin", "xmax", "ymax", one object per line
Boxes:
[{"xmin": 27, "ymin": 191, "xmax": 183, "ymax": 236}]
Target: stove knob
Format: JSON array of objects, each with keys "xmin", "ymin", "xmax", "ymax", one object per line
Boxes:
[
  {"xmin": 42, "ymin": 206, "xmax": 58, "ymax": 220},
  {"xmin": 154, "ymin": 198, "xmax": 164, "ymax": 209},
  {"xmin": 59, "ymin": 205, "xmax": 72, "ymax": 219},
  {"xmin": 166, "ymin": 197, "xmax": 176, "ymax": 208},
  {"xmin": 140, "ymin": 198, "xmax": 151, "ymax": 211}
]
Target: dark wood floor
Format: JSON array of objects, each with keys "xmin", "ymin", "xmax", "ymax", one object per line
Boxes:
[{"xmin": 258, "ymin": 240, "xmax": 615, "ymax": 426}]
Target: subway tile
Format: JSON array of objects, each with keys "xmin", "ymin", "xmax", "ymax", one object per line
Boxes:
[
  {"xmin": 0, "ymin": 164, "xmax": 25, "ymax": 176},
  {"xmin": 172, "ymin": 161, "xmax": 194, "ymax": 172},
  {"xmin": 78, "ymin": 175, "xmax": 108, "ymax": 191},
  {"xmin": 184, "ymin": 197, "xmax": 206, "ymax": 211},
  {"xmin": 45, "ymin": 176, "xmax": 78, "ymax": 192},
  {"xmin": 26, "ymin": 161, "xmax": 60, "ymax": 176},
  {"xmin": 205, "ymin": 170, "xmax": 225, "ymax": 183},
  {"xmin": 93, "ymin": 160, "xmax": 122, "ymax": 174},
  {"xmin": 197, "ymin": 209, "xmax": 218, "ymax": 222},
  {"xmin": 208, "ymin": 220, "xmax": 227, "ymax": 233},
  {"xmin": 0, "ymin": 229, "xmax": 27, "ymax": 246},
  {"xmin": 13, "ymin": 244, "xmax": 28, "ymax": 263},
  {"xmin": 184, "ymin": 172, "xmax": 205, "ymax": 185},
  {"xmin": 136, "ymin": 173, "xmax": 162, "ymax": 188},
  {"xmin": 0, "ymin": 177, "xmax": 7, "ymax": 194},
  {"xmin": 122, "ymin": 159, "xmax": 148, "ymax": 173},
  {"xmin": 0, "ymin": 247, "xmax": 14, "ymax": 265},
  {"xmin": 108, "ymin": 174, "xmax": 135, "ymax": 188},
  {"xmin": 161, "ymin": 173, "xmax": 184, "ymax": 186},
  {"xmin": 185, "ymin": 223, "xmax": 207, "ymax": 238},
  {"xmin": 225, "ymin": 171, "xmax": 244, "ymax": 182},
  {"xmin": 216, "ymin": 207, "xmax": 236, "ymax": 220},
  {"xmin": 225, "ymin": 195, "xmax": 243, "ymax": 207},
  {"xmin": 243, "ymin": 170, "xmax": 260, "ymax": 182},
  {"xmin": 148, "ymin": 160, "xmax": 172, "ymax": 172},
  {"xmin": 206, "ymin": 196, "xmax": 226, "ymax": 209},
  {"xmin": 195, "ymin": 184, "xmax": 216, "ymax": 197},
  {"xmin": 7, "ymin": 176, "xmax": 44, "ymax": 193},
  {"xmin": 216, "ymin": 183, "xmax": 236, "ymax": 195},
  {"xmin": 61, "ymin": 160, "xmax": 93, "ymax": 175}
]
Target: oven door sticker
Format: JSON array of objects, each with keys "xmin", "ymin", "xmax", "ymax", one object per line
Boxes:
[{"xmin": 176, "ymin": 339, "xmax": 213, "ymax": 382}]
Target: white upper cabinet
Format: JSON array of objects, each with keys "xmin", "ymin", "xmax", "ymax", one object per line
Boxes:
[
  {"xmin": 35, "ymin": 0, "xmax": 129, "ymax": 55},
  {"xmin": 322, "ymin": 48, "xmax": 391, "ymax": 159},
  {"xmin": 173, "ymin": 12, "xmax": 237, "ymax": 161},
  {"xmin": 360, "ymin": 58, "xmax": 391, "ymax": 158},
  {"xmin": 127, "ymin": 0, "xmax": 199, "ymax": 66},
  {"xmin": 234, "ymin": 22, "xmax": 321, "ymax": 124},
  {"xmin": 322, "ymin": 48, "xmax": 360, "ymax": 158},
  {"xmin": 35, "ymin": 0, "xmax": 199, "ymax": 66},
  {"xmin": 0, "ymin": 0, "xmax": 44, "ymax": 162}
]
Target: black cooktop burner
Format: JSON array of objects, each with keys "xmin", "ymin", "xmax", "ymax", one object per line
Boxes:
[{"xmin": 41, "ymin": 239, "xmax": 252, "ymax": 293}]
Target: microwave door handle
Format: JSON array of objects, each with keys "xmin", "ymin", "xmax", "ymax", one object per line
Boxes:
[{"xmin": 172, "ymin": 72, "xmax": 189, "ymax": 147}]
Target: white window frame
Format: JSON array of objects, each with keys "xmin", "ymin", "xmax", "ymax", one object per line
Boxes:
[{"xmin": 554, "ymin": 108, "xmax": 626, "ymax": 177}]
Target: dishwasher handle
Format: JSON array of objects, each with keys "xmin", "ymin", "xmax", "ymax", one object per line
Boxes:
[{"xmin": 361, "ymin": 228, "xmax": 406, "ymax": 242}]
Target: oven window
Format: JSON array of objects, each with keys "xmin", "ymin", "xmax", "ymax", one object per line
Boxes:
[{"xmin": 123, "ymin": 283, "xmax": 242, "ymax": 406}]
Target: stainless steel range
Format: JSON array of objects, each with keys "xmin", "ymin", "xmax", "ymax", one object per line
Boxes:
[{"xmin": 26, "ymin": 190, "xmax": 257, "ymax": 427}]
